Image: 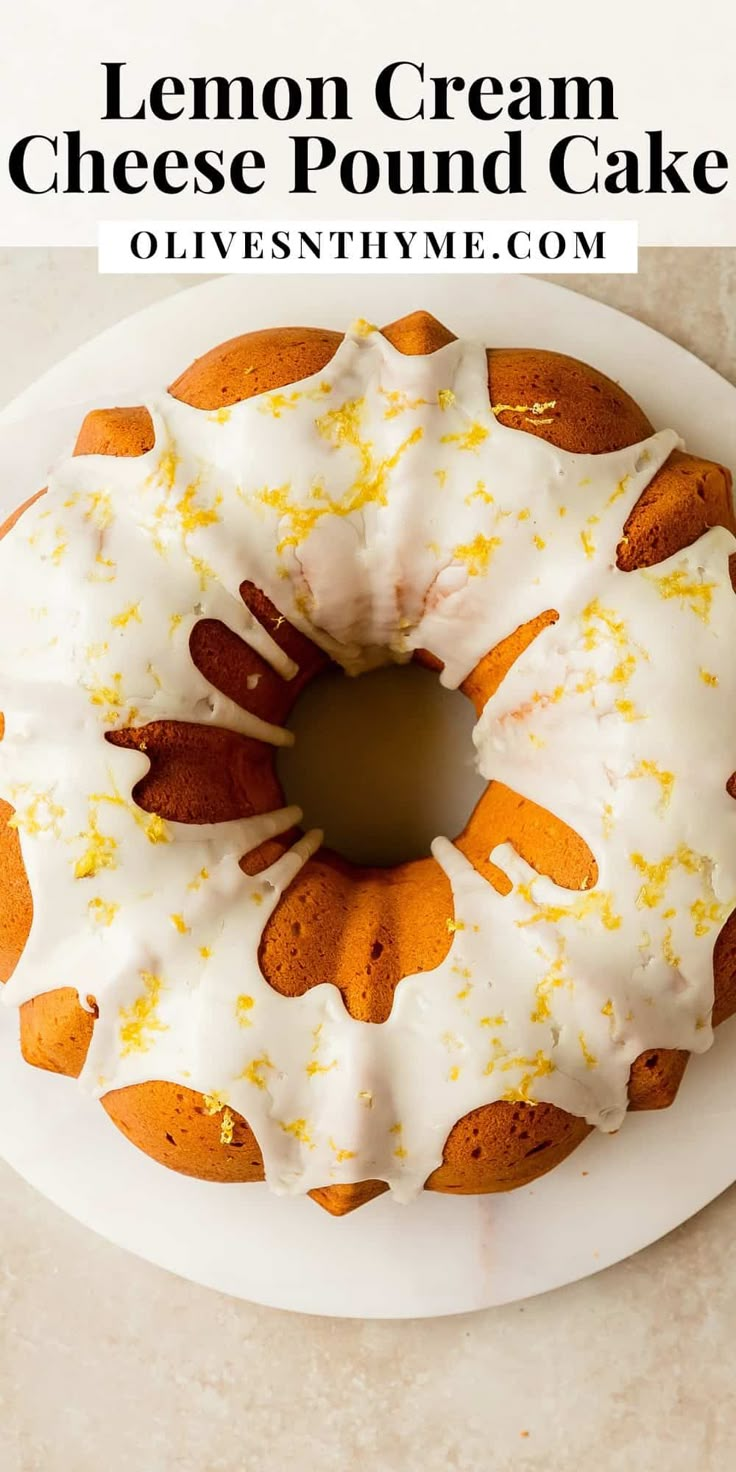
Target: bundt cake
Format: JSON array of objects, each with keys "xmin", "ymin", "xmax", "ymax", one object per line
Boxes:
[{"xmin": 1, "ymin": 309, "xmax": 735, "ymax": 1218}]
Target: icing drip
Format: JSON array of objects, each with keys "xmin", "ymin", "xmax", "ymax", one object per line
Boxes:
[{"xmin": 1, "ymin": 324, "xmax": 735, "ymax": 1202}]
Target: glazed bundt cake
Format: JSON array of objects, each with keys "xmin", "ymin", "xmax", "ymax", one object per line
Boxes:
[{"xmin": 1, "ymin": 309, "xmax": 736, "ymax": 1217}]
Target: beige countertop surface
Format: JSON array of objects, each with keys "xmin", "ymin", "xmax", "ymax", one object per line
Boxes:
[{"xmin": 1, "ymin": 248, "xmax": 735, "ymax": 1471}]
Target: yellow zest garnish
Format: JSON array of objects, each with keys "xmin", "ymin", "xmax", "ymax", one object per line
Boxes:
[
  {"xmin": 144, "ymin": 813, "xmax": 170, "ymax": 845},
  {"xmin": 258, "ymin": 399, "xmax": 422, "ymax": 554},
  {"xmin": 516, "ymin": 882, "xmax": 620, "ymax": 932},
  {"xmin": 530, "ymin": 945, "xmax": 568, "ymax": 1023},
  {"xmin": 241, "ymin": 1054, "xmax": 273, "ymax": 1089},
  {"xmin": 629, "ymin": 845, "xmax": 707, "ymax": 909},
  {"xmin": 90, "ymin": 552, "xmax": 116, "ymax": 583},
  {"xmin": 306, "ymin": 1058, "xmax": 338, "ymax": 1077},
  {"xmin": 88, "ymin": 896, "xmax": 119, "ymax": 927},
  {"xmin": 279, "ymin": 1118, "xmax": 314, "ymax": 1148},
  {"xmin": 150, "ymin": 449, "xmax": 179, "ymax": 492},
  {"xmin": 259, "ymin": 390, "xmax": 302, "ymax": 418},
  {"xmin": 328, "ymin": 1137, "xmax": 357, "ymax": 1162},
  {"xmin": 86, "ymin": 671, "xmax": 125, "ymax": 724},
  {"xmin": 628, "ymin": 759, "xmax": 674, "ymax": 813},
  {"xmin": 491, "ymin": 399, "xmax": 556, "ymax": 417},
  {"xmin": 7, "ymin": 788, "xmax": 65, "ymax": 839},
  {"xmin": 84, "ymin": 490, "xmax": 114, "ymax": 530},
  {"xmin": 464, "ymin": 480, "xmax": 493, "ymax": 507},
  {"xmin": 119, "ymin": 972, "xmax": 166, "ymax": 1056},
  {"xmin": 690, "ymin": 897, "xmax": 727, "ymax": 937},
  {"xmin": 110, "ymin": 602, "xmax": 141, "ymax": 629},
  {"xmin": 50, "ymin": 530, "xmax": 68, "ymax": 565},
  {"xmin": 615, "ymin": 699, "xmax": 640, "ymax": 722},
  {"xmin": 662, "ymin": 928, "xmax": 681, "ymax": 969},
  {"xmin": 578, "ymin": 1033, "xmax": 597, "ymax": 1069},
  {"xmin": 440, "ymin": 421, "xmax": 488, "ymax": 452},
  {"xmin": 380, "ymin": 387, "xmax": 428, "ymax": 419},
  {"xmin": 606, "ymin": 474, "xmax": 630, "ymax": 509},
  {"xmin": 190, "ymin": 554, "xmax": 215, "ymax": 590},
  {"xmin": 452, "ymin": 533, "xmax": 502, "ymax": 575},
  {"xmin": 73, "ymin": 806, "xmax": 118, "ymax": 879},
  {"xmin": 493, "ymin": 1051, "xmax": 555, "ymax": 1101},
  {"xmin": 388, "ymin": 1121, "xmax": 408, "ymax": 1159},
  {"xmin": 188, "ymin": 866, "xmax": 209, "ymax": 891},
  {"xmin": 645, "ymin": 567, "xmax": 717, "ymax": 624}
]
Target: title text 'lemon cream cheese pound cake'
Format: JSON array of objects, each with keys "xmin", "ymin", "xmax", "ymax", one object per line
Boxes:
[{"xmin": 1, "ymin": 310, "xmax": 736, "ymax": 1216}]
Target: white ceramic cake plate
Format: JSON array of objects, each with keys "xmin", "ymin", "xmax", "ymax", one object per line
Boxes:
[{"xmin": 1, "ymin": 275, "xmax": 736, "ymax": 1319}]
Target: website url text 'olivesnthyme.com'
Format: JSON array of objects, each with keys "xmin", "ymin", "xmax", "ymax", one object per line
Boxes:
[{"xmin": 98, "ymin": 220, "xmax": 637, "ymax": 273}]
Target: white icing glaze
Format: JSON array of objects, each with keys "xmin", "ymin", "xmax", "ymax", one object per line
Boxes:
[{"xmin": 2, "ymin": 323, "xmax": 736, "ymax": 1202}]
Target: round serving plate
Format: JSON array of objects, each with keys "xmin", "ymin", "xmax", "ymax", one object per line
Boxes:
[{"xmin": 1, "ymin": 273, "xmax": 735, "ymax": 1319}]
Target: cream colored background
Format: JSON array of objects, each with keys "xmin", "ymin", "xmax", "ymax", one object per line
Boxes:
[
  {"xmin": 1, "ymin": 249, "xmax": 736, "ymax": 1471},
  {"xmin": 2, "ymin": 0, "xmax": 735, "ymax": 246}
]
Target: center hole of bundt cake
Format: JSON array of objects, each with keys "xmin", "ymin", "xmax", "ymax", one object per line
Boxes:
[{"xmin": 277, "ymin": 663, "xmax": 485, "ymax": 866}]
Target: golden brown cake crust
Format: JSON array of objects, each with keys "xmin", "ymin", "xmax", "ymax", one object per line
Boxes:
[{"xmin": 2, "ymin": 310, "xmax": 735, "ymax": 1214}]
